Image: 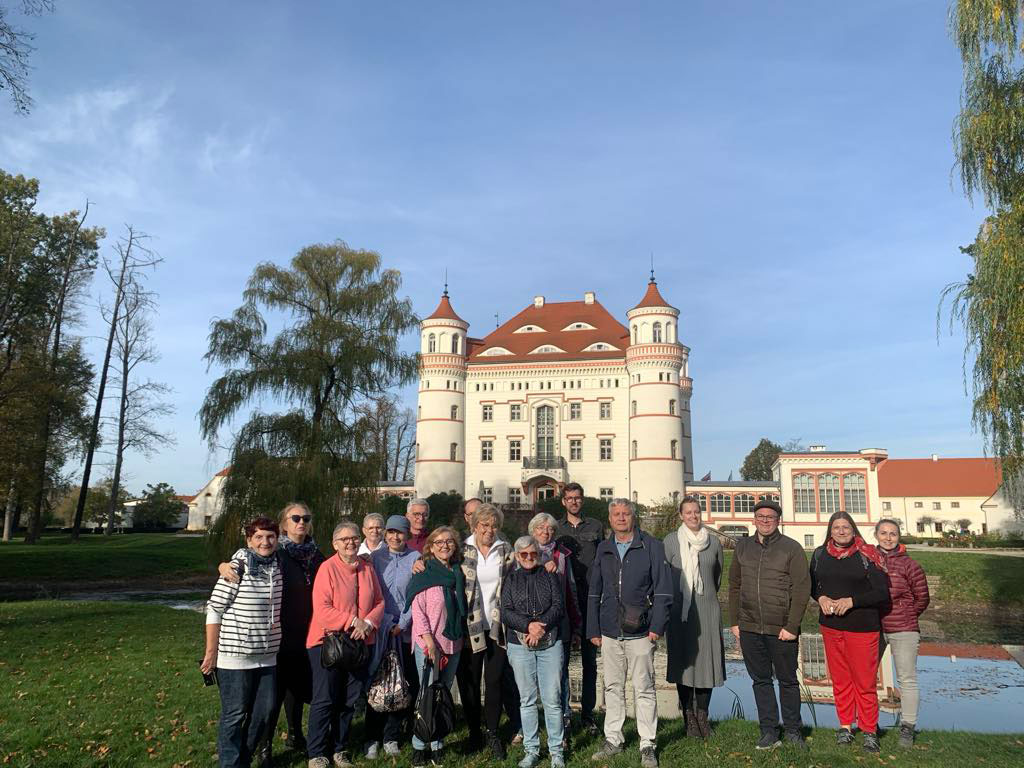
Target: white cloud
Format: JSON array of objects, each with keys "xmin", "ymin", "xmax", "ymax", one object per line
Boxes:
[{"xmin": 198, "ymin": 123, "xmax": 270, "ymax": 175}]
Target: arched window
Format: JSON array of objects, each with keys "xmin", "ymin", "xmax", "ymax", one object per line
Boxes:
[
  {"xmin": 450, "ymin": 443, "xmax": 457, "ymax": 461},
  {"xmin": 666, "ymin": 321, "xmax": 674, "ymax": 343},
  {"xmin": 843, "ymin": 473, "xmax": 867, "ymax": 515},
  {"xmin": 793, "ymin": 473, "xmax": 815, "ymax": 515},
  {"xmin": 710, "ymin": 493, "xmax": 731, "ymax": 516},
  {"xmin": 734, "ymin": 493, "xmax": 754, "ymax": 516},
  {"xmin": 652, "ymin": 322, "xmax": 662, "ymax": 343},
  {"xmin": 818, "ymin": 473, "xmax": 840, "ymax": 516},
  {"xmin": 451, "ymin": 334, "xmax": 459, "ymax": 354},
  {"xmin": 696, "ymin": 493, "xmax": 707, "ymax": 511},
  {"xmin": 669, "ymin": 399, "xmax": 676, "ymax": 415},
  {"xmin": 450, "ymin": 405, "xmax": 458, "ymax": 420},
  {"xmin": 631, "ymin": 440, "xmax": 638, "ymax": 459},
  {"xmin": 670, "ymin": 440, "xmax": 678, "ymax": 459},
  {"xmin": 427, "ymin": 333, "xmax": 436, "ymax": 353},
  {"xmin": 631, "ymin": 400, "xmax": 637, "ymax": 416},
  {"xmin": 632, "ymin": 325, "xmax": 638, "ymax": 344}
]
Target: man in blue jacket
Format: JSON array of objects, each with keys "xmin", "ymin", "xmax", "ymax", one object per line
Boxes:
[{"xmin": 586, "ymin": 499, "xmax": 672, "ymax": 768}]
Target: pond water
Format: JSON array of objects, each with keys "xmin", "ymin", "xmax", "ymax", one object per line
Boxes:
[{"xmin": 64, "ymin": 589, "xmax": 207, "ymax": 612}]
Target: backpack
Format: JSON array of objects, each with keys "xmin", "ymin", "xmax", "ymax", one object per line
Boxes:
[
  {"xmin": 367, "ymin": 638, "xmax": 412, "ymax": 713},
  {"xmin": 413, "ymin": 658, "xmax": 455, "ymax": 744}
]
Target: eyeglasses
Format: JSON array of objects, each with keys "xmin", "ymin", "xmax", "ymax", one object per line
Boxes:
[
  {"xmin": 408, "ymin": 511, "xmax": 428, "ymax": 518},
  {"xmin": 564, "ymin": 496, "xmax": 583, "ymax": 504},
  {"xmin": 518, "ymin": 551, "xmax": 538, "ymax": 560},
  {"xmin": 334, "ymin": 536, "xmax": 359, "ymax": 544},
  {"xmin": 754, "ymin": 516, "xmax": 777, "ymax": 523},
  {"xmin": 432, "ymin": 539, "xmax": 456, "ymax": 548},
  {"xmin": 290, "ymin": 514, "xmax": 312, "ymax": 523}
]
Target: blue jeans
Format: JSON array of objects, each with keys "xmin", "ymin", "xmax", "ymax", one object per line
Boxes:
[
  {"xmin": 216, "ymin": 666, "xmax": 277, "ymax": 768},
  {"xmin": 508, "ymin": 640, "xmax": 564, "ymax": 760},
  {"xmin": 412, "ymin": 644, "xmax": 460, "ymax": 751},
  {"xmin": 307, "ymin": 645, "xmax": 367, "ymax": 759}
]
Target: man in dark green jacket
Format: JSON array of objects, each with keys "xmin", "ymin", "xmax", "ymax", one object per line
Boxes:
[{"xmin": 727, "ymin": 500, "xmax": 811, "ymax": 751}]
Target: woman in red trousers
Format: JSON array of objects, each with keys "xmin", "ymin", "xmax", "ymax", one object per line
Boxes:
[{"xmin": 810, "ymin": 511, "xmax": 890, "ymax": 754}]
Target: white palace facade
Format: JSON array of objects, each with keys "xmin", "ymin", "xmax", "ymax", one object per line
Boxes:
[{"xmin": 413, "ymin": 279, "xmax": 695, "ymax": 507}]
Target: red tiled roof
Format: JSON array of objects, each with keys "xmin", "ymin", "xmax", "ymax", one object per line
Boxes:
[
  {"xmin": 631, "ymin": 279, "xmax": 676, "ymax": 311},
  {"xmin": 468, "ymin": 299, "xmax": 629, "ymax": 364},
  {"xmin": 215, "ymin": 467, "xmax": 231, "ymax": 477},
  {"xmin": 425, "ymin": 293, "xmax": 465, "ymax": 323},
  {"xmin": 176, "ymin": 494, "xmax": 196, "ymax": 504},
  {"xmin": 877, "ymin": 458, "xmax": 1002, "ymax": 498}
]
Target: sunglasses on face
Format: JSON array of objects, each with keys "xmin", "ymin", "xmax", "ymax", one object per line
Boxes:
[
  {"xmin": 518, "ymin": 551, "xmax": 538, "ymax": 560},
  {"xmin": 290, "ymin": 515, "xmax": 312, "ymax": 523}
]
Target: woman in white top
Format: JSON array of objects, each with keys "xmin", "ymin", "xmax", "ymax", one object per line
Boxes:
[{"xmin": 357, "ymin": 513, "xmax": 386, "ymax": 556}]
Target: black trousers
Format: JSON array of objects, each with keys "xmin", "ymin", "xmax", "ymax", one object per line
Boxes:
[
  {"xmin": 739, "ymin": 630, "xmax": 802, "ymax": 734},
  {"xmin": 456, "ymin": 634, "xmax": 521, "ymax": 736},
  {"xmin": 575, "ymin": 582, "xmax": 598, "ymax": 720},
  {"xmin": 365, "ymin": 641, "xmax": 420, "ymax": 743},
  {"xmin": 676, "ymin": 684, "xmax": 712, "ymax": 713},
  {"xmin": 267, "ymin": 646, "xmax": 313, "ymax": 744}
]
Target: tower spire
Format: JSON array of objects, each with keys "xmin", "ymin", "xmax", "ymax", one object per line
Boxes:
[
  {"xmin": 650, "ymin": 252, "xmax": 656, "ymax": 283},
  {"xmin": 443, "ymin": 268, "xmax": 449, "ymax": 297}
]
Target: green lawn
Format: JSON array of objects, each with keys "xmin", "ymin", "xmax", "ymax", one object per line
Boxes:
[
  {"xmin": 0, "ymin": 533, "xmax": 211, "ymax": 587},
  {"xmin": 1, "ymin": 601, "xmax": 1021, "ymax": 768}
]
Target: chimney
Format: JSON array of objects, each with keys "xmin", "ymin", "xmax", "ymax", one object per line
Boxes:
[
  {"xmin": 583, "ymin": 291, "xmax": 595, "ymax": 304},
  {"xmin": 809, "ymin": 444, "xmax": 826, "ymax": 453},
  {"xmin": 932, "ymin": 453, "xmax": 939, "ymax": 462},
  {"xmin": 533, "ymin": 296, "xmax": 545, "ymax": 308}
]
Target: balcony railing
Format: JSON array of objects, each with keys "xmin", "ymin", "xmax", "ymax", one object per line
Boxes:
[{"xmin": 522, "ymin": 456, "xmax": 567, "ymax": 470}]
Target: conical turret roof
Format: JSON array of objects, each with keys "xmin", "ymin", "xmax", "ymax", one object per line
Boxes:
[
  {"xmin": 425, "ymin": 291, "xmax": 466, "ymax": 323},
  {"xmin": 631, "ymin": 278, "xmax": 676, "ymax": 311}
]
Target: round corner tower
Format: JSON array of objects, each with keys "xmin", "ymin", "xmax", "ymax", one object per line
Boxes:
[
  {"xmin": 626, "ymin": 276, "xmax": 693, "ymax": 506},
  {"xmin": 414, "ymin": 290, "xmax": 468, "ymax": 498}
]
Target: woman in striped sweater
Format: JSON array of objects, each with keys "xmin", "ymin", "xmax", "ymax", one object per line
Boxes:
[{"xmin": 202, "ymin": 516, "xmax": 284, "ymax": 768}]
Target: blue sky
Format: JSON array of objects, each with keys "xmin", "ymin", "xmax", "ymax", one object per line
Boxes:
[{"xmin": 0, "ymin": 1, "xmax": 987, "ymax": 496}]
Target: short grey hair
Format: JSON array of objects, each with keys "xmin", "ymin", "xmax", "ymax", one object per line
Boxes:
[
  {"xmin": 363, "ymin": 512, "xmax": 384, "ymax": 527},
  {"xmin": 514, "ymin": 535, "xmax": 538, "ymax": 553},
  {"xmin": 471, "ymin": 503, "xmax": 504, "ymax": 529},
  {"xmin": 406, "ymin": 498, "xmax": 430, "ymax": 515},
  {"xmin": 528, "ymin": 512, "xmax": 558, "ymax": 535},
  {"xmin": 332, "ymin": 520, "xmax": 360, "ymax": 539},
  {"xmin": 608, "ymin": 498, "xmax": 635, "ymax": 516}
]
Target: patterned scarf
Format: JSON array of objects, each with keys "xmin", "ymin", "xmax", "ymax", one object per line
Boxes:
[
  {"xmin": 280, "ymin": 533, "xmax": 320, "ymax": 584},
  {"xmin": 538, "ymin": 539, "xmax": 556, "ymax": 564},
  {"xmin": 245, "ymin": 549, "xmax": 278, "ymax": 581},
  {"xmin": 826, "ymin": 535, "xmax": 887, "ymax": 573}
]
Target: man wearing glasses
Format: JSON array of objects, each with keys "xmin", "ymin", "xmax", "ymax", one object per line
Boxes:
[
  {"xmin": 728, "ymin": 499, "xmax": 811, "ymax": 751},
  {"xmin": 553, "ymin": 482, "xmax": 604, "ymax": 734},
  {"xmin": 405, "ymin": 498, "xmax": 431, "ymax": 553}
]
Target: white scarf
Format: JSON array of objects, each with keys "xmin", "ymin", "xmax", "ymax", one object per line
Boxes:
[{"xmin": 676, "ymin": 523, "xmax": 709, "ymax": 618}]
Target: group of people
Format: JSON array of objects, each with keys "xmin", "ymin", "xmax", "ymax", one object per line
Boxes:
[{"xmin": 201, "ymin": 484, "xmax": 930, "ymax": 768}]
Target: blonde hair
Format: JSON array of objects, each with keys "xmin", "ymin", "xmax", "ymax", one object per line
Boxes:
[
  {"xmin": 471, "ymin": 503, "xmax": 504, "ymax": 530},
  {"xmin": 421, "ymin": 526, "xmax": 462, "ymax": 564},
  {"xmin": 279, "ymin": 501, "xmax": 312, "ymax": 524}
]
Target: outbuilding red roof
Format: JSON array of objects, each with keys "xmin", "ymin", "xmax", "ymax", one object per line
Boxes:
[
  {"xmin": 877, "ymin": 458, "xmax": 1002, "ymax": 498},
  {"xmin": 468, "ymin": 298, "xmax": 629, "ymax": 364},
  {"xmin": 425, "ymin": 293, "xmax": 465, "ymax": 323}
]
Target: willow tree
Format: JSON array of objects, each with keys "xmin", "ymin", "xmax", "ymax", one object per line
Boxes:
[
  {"xmin": 199, "ymin": 241, "xmax": 418, "ymax": 561},
  {"xmin": 944, "ymin": 1, "xmax": 1024, "ymax": 513}
]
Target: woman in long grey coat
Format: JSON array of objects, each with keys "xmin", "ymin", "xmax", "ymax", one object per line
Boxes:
[{"xmin": 663, "ymin": 494, "xmax": 726, "ymax": 739}]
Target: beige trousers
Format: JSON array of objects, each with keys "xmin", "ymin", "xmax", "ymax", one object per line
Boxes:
[{"xmin": 600, "ymin": 635, "xmax": 658, "ymax": 750}]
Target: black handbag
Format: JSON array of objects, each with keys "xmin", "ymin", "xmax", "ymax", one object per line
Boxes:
[
  {"xmin": 320, "ymin": 562, "xmax": 371, "ymax": 672},
  {"xmin": 413, "ymin": 658, "xmax": 455, "ymax": 744}
]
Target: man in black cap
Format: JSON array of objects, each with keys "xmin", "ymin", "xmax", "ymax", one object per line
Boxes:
[{"xmin": 728, "ymin": 499, "xmax": 811, "ymax": 751}]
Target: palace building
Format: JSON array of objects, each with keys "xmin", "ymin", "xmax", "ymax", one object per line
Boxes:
[{"xmin": 413, "ymin": 278, "xmax": 695, "ymax": 507}]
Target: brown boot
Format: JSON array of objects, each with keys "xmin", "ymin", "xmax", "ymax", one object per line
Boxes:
[
  {"xmin": 695, "ymin": 709, "xmax": 712, "ymax": 740},
  {"xmin": 684, "ymin": 709, "xmax": 700, "ymax": 739}
]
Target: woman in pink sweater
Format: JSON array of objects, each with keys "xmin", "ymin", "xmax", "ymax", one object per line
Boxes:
[
  {"xmin": 306, "ymin": 521, "xmax": 384, "ymax": 768},
  {"xmin": 404, "ymin": 525, "xmax": 467, "ymax": 766}
]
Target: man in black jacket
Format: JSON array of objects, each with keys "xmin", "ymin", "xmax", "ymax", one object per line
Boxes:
[
  {"xmin": 586, "ymin": 499, "xmax": 672, "ymax": 768},
  {"xmin": 554, "ymin": 482, "xmax": 603, "ymax": 733},
  {"xmin": 728, "ymin": 500, "xmax": 811, "ymax": 751}
]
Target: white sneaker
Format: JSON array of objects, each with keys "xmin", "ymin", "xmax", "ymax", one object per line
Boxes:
[
  {"xmin": 383, "ymin": 742, "xmax": 401, "ymax": 757},
  {"xmin": 364, "ymin": 742, "xmax": 380, "ymax": 760}
]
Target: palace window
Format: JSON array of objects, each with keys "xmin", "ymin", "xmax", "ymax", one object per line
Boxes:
[
  {"xmin": 669, "ymin": 399, "xmax": 676, "ymax": 415},
  {"xmin": 710, "ymin": 493, "xmax": 731, "ymax": 517},
  {"xmin": 600, "ymin": 402, "xmax": 611, "ymax": 419},
  {"xmin": 882, "ymin": 501, "xmax": 891, "ymax": 511},
  {"xmin": 600, "ymin": 487, "xmax": 614, "ymax": 501},
  {"xmin": 843, "ymin": 473, "xmax": 866, "ymax": 515},
  {"xmin": 509, "ymin": 440, "xmax": 521, "ymax": 462},
  {"xmin": 818, "ymin": 473, "xmax": 840, "ymax": 516},
  {"xmin": 914, "ymin": 501, "xmax": 923, "ymax": 508},
  {"xmin": 804, "ymin": 534, "xmax": 815, "ymax": 547},
  {"xmin": 481, "ymin": 440, "xmax": 493, "ymax": 462},
  {"xmin": 631, "ymin": 400, "xmax": 637, "ymax": 416},
  {"xmin": 696, "ymin": 494, "xmax": 707, "ymax": 511},
  {"xmin": 450, "ymin": 405, "xmax": 458, "ymax": 420},
  {"xmin": 482, "ymin": 487, "xmax": 493, "ymax": 503},
  {"xmin": 757, "ymin": 494, "xmax": 780, "ymax": 502},
  {"xmin": 482, "ymin": 404, "xmax": 493, "ymax": 421},
  {"xmin": 951, "ymin": 501, "xmax": 960, "ymax": 509},
  {"xmin": 508, "ymin": 487, "xmax": 522, "ymax": 505},
  {"xmin": 793, "ymin": 473, "xmax": 815, "ymax": 515},
  {"xmin": 417, "ymin": 406, "xmax": 421, "ymax": 419},
  {"xmin": 600, "ymin": 439, "xmax": 613, "ymax": 461},
  {"xmin": 935, "ymin": 522, "xmax": 943, "ymax": 533},
  {"xmin": 428, "ymin": 333, "xmax": 436, "ymax": 353},
  {"xmin": 451, "ymin": 335, "xmax": 459, "ymax": 354},
  {"xmin": 570, "ymin": 439, "xmax": 582, "ymax": 461},
  {"xmin": 734, "ymin": 493, "xmax": 754, "ymax": 516},
  {"xmin": 631, "ymin": 440, "xmax": 638, "ymax": 459},
  {"xmin": 670, "ymin": 440, "xmax": 678, "ymax": 459},
  {"xmin": 652, "ymin": 322, "xmax": 662, "ymax": 342},
  {"xmin": 569, "ymin": 402, "xmax": 581, "ymax": 420},
  {"xmin": 510, "ymin": 404, "xmax": 521, "ymax": 421},
  {"xmin": 916, "ymin": 521, "xmax": 925, "ymax": 533},
  {"xmin": 932, "ymin": 501, "xmax": 941, "ymax": 510},
  {"xmin": 450, "ymin": 443, "xmax": 457, "ymax": 461}
]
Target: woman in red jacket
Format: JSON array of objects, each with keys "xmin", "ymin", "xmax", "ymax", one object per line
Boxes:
[{"xmin": 874, "ymin": 519, "xmax": 930, "ymax": 748}]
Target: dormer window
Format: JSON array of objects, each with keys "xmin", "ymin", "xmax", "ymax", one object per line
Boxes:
[
  {"xmin": 513, "ymin": 325, "xmax": 546, "ymax": 333},
  {"xmin": 479, "ymin": 347, "xmax": 513, "ymax": 356},
  {"xmin": 529, "ymin": 344, "xmax": 566, "ymax": 354},
  {"xmin": 561, "ymin": 321, "xmax": 597, "ymax": 331},
  {"xmin": 582, "ymin": 342, "xmax": 619, "ymax": 352}
]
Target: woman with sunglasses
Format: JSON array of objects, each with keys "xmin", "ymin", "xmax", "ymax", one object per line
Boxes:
[
  {"xmin": 405, "ymin": 526, "xmax": 467, "ymax": 767},
  {"xmin": 218, "ymin": 503, "xmax": 325, "ymax": 764},
  {"xmin": 501, "ymin": 535, "xmax": 566, "ymax": 768}
]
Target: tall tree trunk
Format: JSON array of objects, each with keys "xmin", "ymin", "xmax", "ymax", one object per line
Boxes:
[
  {"xmin": 105, "ymin": 336, "xmax": 130, "ymax": 536},
  {"xmin": 2, "ymin": 479, "xmax": 15, "ymax": 542},
  {"xmin": 71, "ymin": 231, "xmax": 133, "ymax": 540}
]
